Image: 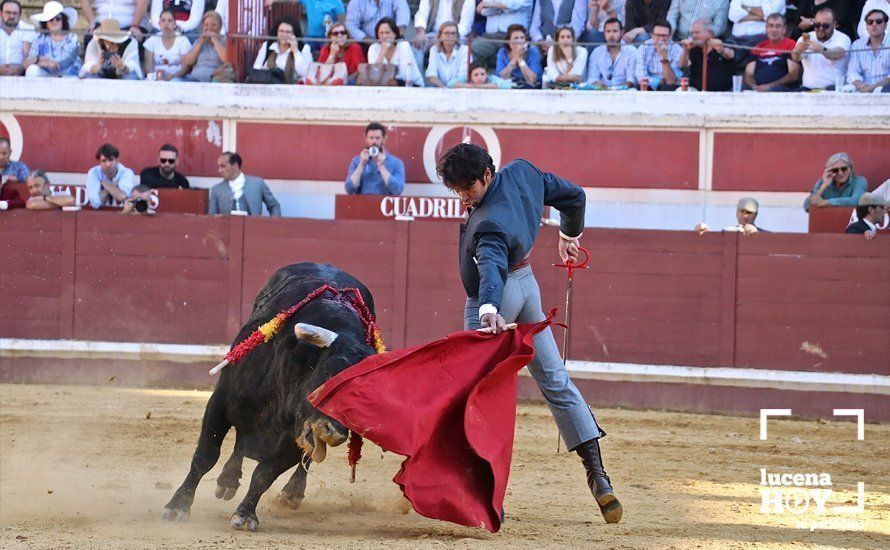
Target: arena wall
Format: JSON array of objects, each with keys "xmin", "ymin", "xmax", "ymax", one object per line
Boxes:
[
  {"xmin": 3, "ymin": 79, "xmax": 890, "ymax": 233},
  {"xmin": 1, "ymin": 211, "xmax": 887, "ymax": 420}
]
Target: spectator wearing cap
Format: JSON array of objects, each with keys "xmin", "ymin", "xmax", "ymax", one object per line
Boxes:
[
  {"xmin": 0, "ymin": 0, "xmax": 35, "ymax": 76},
  {"xmin": 847, "ymin": 8, "xmax": 890, "ymax": 93},
  {"xmin": 24, "ymin": 1, "xmax": 81, "ymax": 77},
  {"xmin": 845, "ymin": 193, "xmax": 887, "ymax": 239},
  {"xmin": 695, "ymin": 197, "xmax": 767, "ymax": 236},
  {"xmin": 82, "ymin": 0, "xmax": 149, "ymax": 40},
  {"xmin": 791, "ymin": 7, "xmax": 851, "ymax": 91},
  {"xmin": 344, "ymin": 0, "xmax": 410, "ymax": 42},
  {"xmin": 635, "ymin": 19, "xmax": 682, "ymax": 90},
  {"xmin": 587, "ymin": 17, "xmax": 638, "ymax": 88},
  {"xmin": 81, "ymin": 19, "xmax": 143, "ymax": 79},
  {"xmin": 666, "ymin": 0, "xmax": 730, "ymax": 40},
  {"xmin": 25, "ymin": 170, "xmax": 75, "ymax": 210},
  {"xmin": 140, "ymin": 144, "xmax": 190, "ymax": 189},
  {"xmin": 209, "ymin": 152, "xmax": 281, "ymax": 216},
  {"xmin": 86, "ymin": 143, "xmax": 137, "ymax": 209},
  {"xmin": 804, "ymin": 152, "xmax": 868, "ymax": 212},
  {"xmin": 743, "ymin": 13, "xmax": 800, "ymax": 92},
  {"xmin": 727, "ymin": 0, "xmax": 785, "ymax": 46},
  {"xmin": 679, "ymin": 17, "xmax": 736, "ymax": 91},
  {"xmin": 0, "ymin": 136, "xmax": 29, "ymax": 183}
]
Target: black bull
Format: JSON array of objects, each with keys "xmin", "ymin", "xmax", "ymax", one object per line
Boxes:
[{"xmin": 163, "ymin": 263, "xmax": 377, "ymax": 531}]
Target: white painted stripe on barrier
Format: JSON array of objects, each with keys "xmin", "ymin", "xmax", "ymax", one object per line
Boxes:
[
  {"xmin": 562, "ymin": 360, "xmax": 890, "ymax": 395},
  {"xmin": 0, "ymin": 339, "xmax": 228, "ymax": 363},
  {"xmin": 2, "ymin": 339, "xmax": 887, "ymax": 394}
]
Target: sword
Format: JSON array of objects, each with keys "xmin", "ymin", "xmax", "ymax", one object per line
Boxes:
[{"xmin": 553, "ymin": 245, "xmax": 590, "ymax": 453}]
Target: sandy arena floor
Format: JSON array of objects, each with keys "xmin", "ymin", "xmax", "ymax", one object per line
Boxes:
[{"xmin": 0, "ymin": 383, "xmax": 887, "ymax": 549}]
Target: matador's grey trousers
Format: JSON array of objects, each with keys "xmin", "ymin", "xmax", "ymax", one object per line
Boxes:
[{"xmin": 464, "ymin": 264, "xmax": 604, "ymax": 450}]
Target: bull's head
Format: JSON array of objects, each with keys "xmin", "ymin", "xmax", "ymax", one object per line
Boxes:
[{"xmin": 291, "ymin": 322, "xmax": 367, "ymax": 463}]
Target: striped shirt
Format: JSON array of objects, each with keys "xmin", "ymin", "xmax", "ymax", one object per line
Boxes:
[
  {"xmin": 846, "ymin": 34, "xmax": 890, "ymax": 86},
  {"xmin": 587, "ymin": 44, "xmax": 638, "ymax": 86},
  {"xmin": 344, "ymin": 0, "xmax": 411, "ymax": 41},
  {"xmin": 666, "ymin": 0, "xmax": 731, "ymax": 39},
  {"xmin": 635, "ymin": 39, "xmax": 682, "ymax": 81}
]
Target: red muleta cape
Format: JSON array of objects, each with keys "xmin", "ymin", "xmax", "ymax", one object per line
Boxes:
[{"xmin": 307, "ymin": 313, "xmax": 557, "ymax": 533}]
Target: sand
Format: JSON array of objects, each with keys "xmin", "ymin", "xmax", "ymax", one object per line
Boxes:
[{"xmin": 0, "ymin": 383, "xmax": 888, "ymax": 549}]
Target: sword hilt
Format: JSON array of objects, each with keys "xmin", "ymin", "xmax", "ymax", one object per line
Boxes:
[{"xmin": 553, "ymin": 246, "xmax": 590, "ymax": 278}]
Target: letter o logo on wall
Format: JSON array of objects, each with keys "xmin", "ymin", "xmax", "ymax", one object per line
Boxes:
[
  {"xmin": 422, "ymin": 125, "xmax": 501, "ymax": 184},
  {"xmin": 0, "ymin": 113, "xmax": 24, "ymax": 161}
]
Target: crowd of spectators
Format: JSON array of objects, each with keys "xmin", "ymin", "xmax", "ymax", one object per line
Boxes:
[{"xmin": 0, "ymin": 0, "xmax": 887, "ymax": 91}]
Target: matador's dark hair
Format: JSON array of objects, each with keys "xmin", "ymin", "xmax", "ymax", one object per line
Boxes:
[{"xmin": 436, "ymin": 143, "xmax": 496, "ymax": 191}]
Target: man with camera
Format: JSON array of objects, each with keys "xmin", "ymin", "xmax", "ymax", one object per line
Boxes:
[
  {"xmin": 85, "ymin": 143, "xmax": 136, "ymax": 209},
  {"xmin": 121, "ymin": 184, "xmax": 156, "ymax": 215},
  {"xmin": 345, "ymin": 122, "xmax": 405, "ymax": 195},
  {"xmin": 140, "ymin": 144, "xmax": 191, "ymax": 189}
]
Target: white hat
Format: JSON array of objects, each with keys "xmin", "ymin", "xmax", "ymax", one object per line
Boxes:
[{"xmin": 30, "ymin": 1, "xmax": 78, "ymax": 29}]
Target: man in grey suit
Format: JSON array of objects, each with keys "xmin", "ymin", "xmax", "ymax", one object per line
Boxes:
[{"xmin": 208, "ymin": 152, "xmax": 281, "ymax": 216}]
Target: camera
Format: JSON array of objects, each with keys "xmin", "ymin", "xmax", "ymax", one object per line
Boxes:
[
  {"xmin": 368, "ymin": 146, "xmax": 381, "ymax": 158},
  {"xmin": 133, "ymin": 198, "xmax": 149, "ymax": 213}
]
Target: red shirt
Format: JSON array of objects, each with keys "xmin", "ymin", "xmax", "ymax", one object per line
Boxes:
[
  {"xmin": 318, "ymin": 43, "xmax": 366, "ymax": 76},
  {"xmin": 0, "ymin": 185, "xmax": 25, "ymax": 209},
  {"xmin": 752, "ymin": 38, "xmax": 797, "ymax": 58}
]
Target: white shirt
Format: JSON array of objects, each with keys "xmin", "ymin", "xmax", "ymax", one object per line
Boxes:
[
  {"xmin": 368, "ymin": 40, "xmax": 424, "ymax": 86},
  {"xmin": 0, "ymin": 21, "xmax": 35, "ymax": 66},
  {"xmin": 143, "ymin": 35, "xmax": 192, "ymax": 76},
  {"xmin": 425, "ymin": 43, "xmax": 469, "ymax": 84},
  {"xmin": 80, "ymin": 36, "xmax": 144, "ymax": 78},
  {"xmin": 796, "ymin": 30, "xmax": 851, "ymax": 89},
  {"xmin": 414, "ymin": 0, "xmax": 475, "ymax": 37},
  {"xmin": 150, "ymin": 0, "xmax": 206, "ymax": 33},
  {"xmin": 228, "ymin": 171, "xmax": 246, "ymax": 210},
  {"xmin": 92, "ymin": 0, "xmax": 141, "ymax": 28},
  {"xmin": 252, "ymin": 41, "xmax": 313, "ymax": 78},
  {"xmin": 858, "ymin": 0, "xmax": 890, "ymax": 38},
  {"xmin": 543, "ymin": 45, "xmax": 588, "ymax": 84},
  {"xmin": 728, "ymin": 0, "xmax": 785, "ymax": 38}
]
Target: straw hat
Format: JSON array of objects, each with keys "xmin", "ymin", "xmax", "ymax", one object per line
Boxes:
[
  {"xmin": 94, "ymin": 18, "xmax": 131, "ymax": 44},
  {"xmin": 30, "ymin": 1, "xmax": 78, "ymax": 28}
]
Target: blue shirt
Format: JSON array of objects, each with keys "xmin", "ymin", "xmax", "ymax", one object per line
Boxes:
[
  {"xmin": 345, "ymin": 153, "xmax": 406, "ymax": 195},
  {"xmin": 1, "ymin": 160, "xmax": 29, "ymax": 182},
  {"xmin": 344, "ymin": 0, "xmax": 410, "ymax": 41},
  {"xmin": 803, "ymin": 174, "xmax": 868, "ymax": 211},
  {"xmin": 302, "ymin": 0, "xmax": 346, "ymax": 38},
  {"xmin": 496, "ymin": 45, "xmax": 543, "ymax": 82},
  {"xmin": 86, "ymin": 163, "xmax": 137, "ymax": 209}
]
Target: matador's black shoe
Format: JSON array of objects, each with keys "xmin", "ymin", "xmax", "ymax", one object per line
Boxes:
[{"xmin": 576, "ymin": 438, "xmax": 623, "ymax": 524}]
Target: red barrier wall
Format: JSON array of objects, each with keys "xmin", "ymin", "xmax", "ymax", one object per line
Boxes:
[{"xmin": 4, "ymin": 211, "xmax": 888, "ymax": 368}]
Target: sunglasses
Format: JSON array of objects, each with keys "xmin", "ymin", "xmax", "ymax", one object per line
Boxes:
[
  {"xmin": 828, "ymin": 166, "xmax": 850, "ymax": 174},
  {"xmin": 159, "ymin": 158, "xmax": 176, "ymax": 164},
  {"xmin": 811, "ymin": 23, "xmax": 833, "ymax": 30},
  {"xmin": 329, "ymin": 30, "xmax": 346, "ymax": 36},
  {"xmin": 866, "ymin": 18, "xmax": 887, "ymax": 25}
]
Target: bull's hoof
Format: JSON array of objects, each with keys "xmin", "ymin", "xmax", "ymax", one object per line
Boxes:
[
  {"xmin": 161, "ymin": 507, "xmax": 190, "ymax": 522},
  {"xmin": 278, "ymin": 491, "xmax": 304, "ymax": 510},
  {"xmin": 230, "ymin": 512, "xmax": 259, "ymax": 532},
  {"xmin": 215, "ymin": 483, "xmax": 238, "ymax": 501}
]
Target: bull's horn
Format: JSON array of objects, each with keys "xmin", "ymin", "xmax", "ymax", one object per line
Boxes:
[{"xmin": 294, "ymin": 323, "xmax": 339, "ymax": 348}]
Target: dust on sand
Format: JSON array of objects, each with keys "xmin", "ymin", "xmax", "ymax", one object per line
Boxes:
[{"xmin": 0, "ymin": 383, "xmax": 887, "ymax": 549}]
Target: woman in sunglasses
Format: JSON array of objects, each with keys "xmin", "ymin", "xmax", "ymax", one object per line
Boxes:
[
  {"xmin": 317, "ymin": 22, "xmax": 365, "ymax": 82},
  {"xmin": 803, "ymin": 152, "xmax": 868, "ymax": 211},
  {"xmin": 24, "ymin": 1, "xmax": 82, "ymax": 77}
]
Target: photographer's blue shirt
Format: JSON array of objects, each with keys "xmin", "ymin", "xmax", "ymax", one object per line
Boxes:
[
  {"xmin": 345, "ymin": 153, "xmax": 405, "ymax": 195},
  {"xmin": 86, "ymin": 163, "xmax": 136, "ymax": 209},
  {"xmin": 303, "ymin": 0, "xmax": 345, "ymax": 38}
]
